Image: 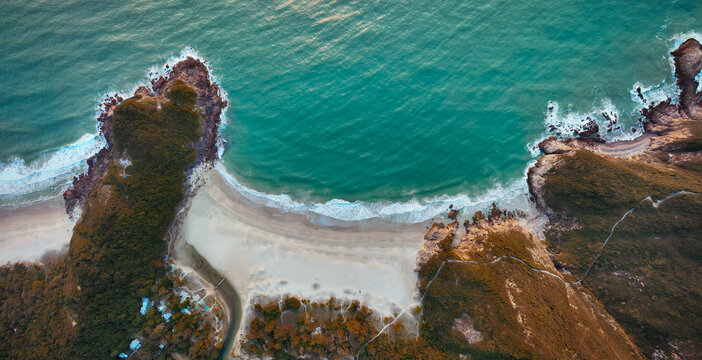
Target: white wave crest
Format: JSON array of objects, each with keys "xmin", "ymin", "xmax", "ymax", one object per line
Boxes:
[
  {"xmin": 526, "ymin": 98, "xmax": 645, "ymax": 157},
  {"xmin": 0, "ymin": 134, "xmax": 106, "ymax": 200},
  {"xmin": 1, "ymin": 47, "xmax": 230, "ymax": 207},
  {"xmin": 215, "ymin": 163, "xmax": 532, "ymax": 224},
  {"xmin": 668, "ymin": 31, "xmax": 702, "ymax": 49}
]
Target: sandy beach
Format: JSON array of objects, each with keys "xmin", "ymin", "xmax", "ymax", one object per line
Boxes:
[
  {"xmin": 0, "ymin": 198, "xmax": 74, "ymax": 265},
  {"xmin": 180, "ymin": 170, "xmax": 429, "ymax": 350}
]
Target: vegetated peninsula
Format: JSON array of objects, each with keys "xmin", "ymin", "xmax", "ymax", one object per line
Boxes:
[
  {"xmin": 0, "ymin": 58, "xmax": 229, "ymax": 359},
  {"xmin": 238, "ymin": 39, "xmax": 702, "ymax": 359}
]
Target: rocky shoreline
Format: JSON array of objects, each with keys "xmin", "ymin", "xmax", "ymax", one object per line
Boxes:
[
  {"xmin": 62, "ymin": 57, "xmax": 227, "ymax": 215},
  {"xmin": 528, "ymin": 38, "xmax": 702, "ymax": 219},
  {"xmin": 409, "ymin": 37, "xmax": 702, "ymax": 360}
]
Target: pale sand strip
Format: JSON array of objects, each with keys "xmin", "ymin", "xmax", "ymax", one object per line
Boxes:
[
  {"xmin": 596, "ymin": 133, "xmax": 653, "ymax": 158},
  {"xmin": 181, "ymin": 170, "xmax": 428, "ymax": 349},
  {"xmin": 0, "ymin": 198, "xmax": 74, "ymax": 265}
]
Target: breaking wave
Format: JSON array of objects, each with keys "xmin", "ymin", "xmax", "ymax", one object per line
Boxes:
[
  {"xmin": 0, "ymin": 47, "xmax": 229, "ymax": 207},
  {"xmin": 0, "ymin": 133, "xmax": 106, "ymax": 204},
  {"xmin": 527, "ymin": 31, "xmax": 702, "ymax": 158},
  {"xmin": 215, "ymin": 162, "xmax": 534, "ymax": 224}
]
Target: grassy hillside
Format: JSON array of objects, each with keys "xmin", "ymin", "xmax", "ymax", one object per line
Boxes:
[{"xmin": 541, "ymin": 148, "xmax": 702, "ymax": 358}]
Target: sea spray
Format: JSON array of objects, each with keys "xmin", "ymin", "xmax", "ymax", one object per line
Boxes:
[{"xmin": 527, "ymin": 31, "xmax": 702, "ymax": 159}]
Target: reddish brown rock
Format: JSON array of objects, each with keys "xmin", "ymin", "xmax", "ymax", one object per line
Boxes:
[{"xmin": 63, "ymin": 57, "xmax": 227, "ymax": 215}]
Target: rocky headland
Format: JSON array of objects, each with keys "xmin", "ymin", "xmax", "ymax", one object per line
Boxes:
[
  {"xmin": 521, "ymin": 38, "xmax": 702, "ymax": 359},
  {"xmin": 1, "ymin": 57, "xmax": 231, "ymax": 359},
  {"xmin": 405, "ymin": 38, "xmax": 702, "ymax": 360},
  {"xmin": 63, "ymin": 58, "xmax": 227, "ymax": 215}
]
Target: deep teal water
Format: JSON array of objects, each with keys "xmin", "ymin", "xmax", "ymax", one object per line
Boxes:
[{"xmin": 1, "ymin": 0, "xmax": 700, "ymax": 220}]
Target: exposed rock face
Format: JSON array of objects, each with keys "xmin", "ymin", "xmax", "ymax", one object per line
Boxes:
[
  {"xmin": 671, "ymin": 38, "xmax": 702, "ymax": 119},
  {"xmin": 423, "ymin": 221, "xmax": 458, "ymax": 241},
  {"xmin": 62, "ymin": 94, "xmax": 119, "ymax": 215},
  {"xmin": 452, "ymin": 314, "xmax": 482, "ymax": 345},
  {"xmin": 576, "ymin": 117, "xmax": 599, "ymax": 137},
  {"xmin": 415, "ymin": 220, "xmax": 458, "ymax": 270},
  {"xmin": 63, "ymin": 57, "xmax": 226, "ymax": 214},
  {"xmin": 529, "ymin": 38, "xmax": 702, "ymax": 218}
]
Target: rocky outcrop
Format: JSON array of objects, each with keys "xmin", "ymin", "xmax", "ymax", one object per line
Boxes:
[
  {"xmin": 63, "ymin": 57, "xmax": 226, "ymax": 214},
  {"xmin": 152, "ymin": 58, "xmax": 227, "ymax": 164},
  {"xmin": 63, "ymin": 94, "xmax": 119, "ymax": 215},
  {"xmin": 671, "ymin": 38, "xmax": 702, "ymax": 119},
  {"xmin": 415, "ymin": 220, "xmax": 458, "ymax": 270},
  {"xmin": 529, "ymin": 38, "xmax": 702, "ymax": 219},
  {"xmin": 523, "ymin": 38, "xmax": 702, "ymax": 359}
]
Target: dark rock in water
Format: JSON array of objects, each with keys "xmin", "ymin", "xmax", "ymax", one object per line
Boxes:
[
  {"xmin": 447, "ymin": 209, "xmax": 459, "ymax": 220},
  {"xmin": 635, "ymin": 86, "xmax": 646, "ymax": 102},
  {"xmin": 472, "ymin": 210, "xmax": 485, "ymax": 224},
  {"xmin": 671, "ymin": 38, "xmax": 702, "ymax": 119},
  {"xmin": 576, "ymin": 117, "xmax": 599, "ymax": 137},
  {"xmin": 487, "ymin": 202, "xmax": 503, "ymax": 223}
]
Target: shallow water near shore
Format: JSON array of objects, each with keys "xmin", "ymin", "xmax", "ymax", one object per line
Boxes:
[{"xmin": 1, "ymin": 0, "xmax": 701, "ymax": 218}]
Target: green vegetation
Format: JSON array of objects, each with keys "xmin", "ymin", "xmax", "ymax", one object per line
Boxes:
[
  {"xmin": 542, "ymin": 149, "xmax": 702, "ymax": 357},
  {"xmin": 68, "ymin": 79, "xmax": 205, "ymax": 358},
  {"xmin": 543, "ymin": 150, "xmax": 702, "ymax": 273},
  {"xmin": 416, "ymin": 226, "xmax": 641, "ymax": 359},
  {"xmin": 243, "ymin": 296, "xmax": 445, "ymax": 360},
  {"xmin": 0, "ymin": 262, "xmax": 76, "ymax": 359},
  {"xmin": 0, "ymin": 79, "xmax": 222, "ymax": 359},
  {"xmin": 244, "ymin": 224, "xmax": 642, "ymax": 359}
]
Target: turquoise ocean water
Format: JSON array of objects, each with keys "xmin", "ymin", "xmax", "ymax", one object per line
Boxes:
[{"xmin": 1, "ymin": 0, "xmax": 700, "ymax": 221}]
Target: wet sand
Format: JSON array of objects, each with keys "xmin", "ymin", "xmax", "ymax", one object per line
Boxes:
[
  {"xmin": 597, "ymin": 133, "xmax": 653, "ymax": 158},
  {"xmin": 180, "ymin": 170, "xmax": 428, "ymax": 353},
  {"xmin": 0, "ymin": 198, "xmax": 74, "ymax": 264}
]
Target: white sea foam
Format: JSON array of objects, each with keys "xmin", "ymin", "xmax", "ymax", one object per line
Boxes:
[
  {"xmin": 668, "ymin": 31, "xmax": 702, "ymax": 49},
  {"xmin": 0, "ymin": 134, "xmax": 106, "ymax": 202},
  {"xmin": 526, "ymin": 32, "xmax": 702, "ymax": 158},
  {"xmin": 215, "ymin": 162, "xmax": 532, "ymax": 224},
  {"xmin": 526, "ymin": 98, "xmax": 645, "ymax": 157},
  {"xmin": 1, "ymin": 47, "xmax": 230, "ymax": 207}
]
